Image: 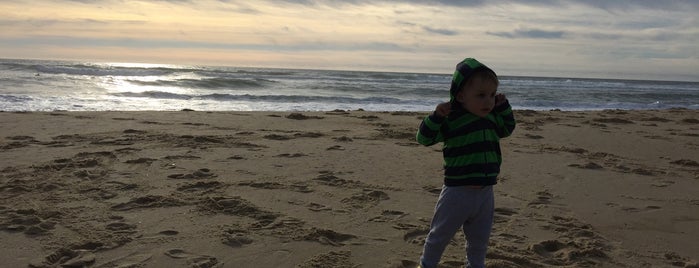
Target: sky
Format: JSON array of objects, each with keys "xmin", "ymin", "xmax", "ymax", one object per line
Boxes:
[{"xmin": 1, "ymin": 0, "xmax": 698, "ymax": 81}]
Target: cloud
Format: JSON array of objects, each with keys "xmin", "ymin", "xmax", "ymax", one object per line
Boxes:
[
  {"xmin": 2, "ymin": 0, "xmax": 697, "ymax": 81},
  {"xmin": 248, "ymin": 0, "xmax": 699, "ymax": 11},
  {"xmin": 0, "ymin": 35, "xmax": 409, "ymax": 52},
  {"xmin": 421, "ymin": 26, "xmax": 458, "ymax": 36},
  {"xmin": 567, "ymin": 0, "xmax": 699, "ymax": 11},
  {"xmin": 487, "ymin": 28, "xmax": 565, "ymax": 39},
  {"xmin": 395, "ymin": 20, "xmax": 458, "ymax": 36},
  {"xmin": 51, "ymin": 0, "xmax": 699, "ymax": 12}
]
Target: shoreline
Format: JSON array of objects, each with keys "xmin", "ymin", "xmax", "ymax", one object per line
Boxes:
[
  {"xmin": 1, "ymin": 109, "xmax": 698, "ymax": 267},
  {"xmin": 3, "ymin": 107, "xmax": 697, "ymax": 113}
]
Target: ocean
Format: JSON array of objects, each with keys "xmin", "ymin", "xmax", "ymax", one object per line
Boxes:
[{"xmin": 1, "ymin": 58, "xmax": 697, "ymax": 112}]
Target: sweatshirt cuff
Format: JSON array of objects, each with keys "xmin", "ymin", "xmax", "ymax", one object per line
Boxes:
[
  {"xmin": 428, "ymin": 113, "xmax": 446, "ymax": 123},
  {"xmin": 494, "ymin": 99, "xmax": 511, "ymax": 113}
]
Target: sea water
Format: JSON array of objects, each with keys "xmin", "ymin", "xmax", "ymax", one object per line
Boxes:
[{"xmin": 1, "ymin": 58, "xmax": 697, "ymax": 112}]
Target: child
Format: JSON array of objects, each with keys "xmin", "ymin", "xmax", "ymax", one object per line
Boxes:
[{"xmin": 415, "ymin": 58, "xmax": 516, "ymax": 268}]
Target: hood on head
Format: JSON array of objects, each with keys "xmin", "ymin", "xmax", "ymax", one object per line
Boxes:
[{"xmin": 449, "ymin": 58, "xmax": 497, "ymax": 104}]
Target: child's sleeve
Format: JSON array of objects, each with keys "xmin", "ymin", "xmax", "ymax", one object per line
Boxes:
[
  {"xmin": 493, "ymin": 100, "xmax": 516, "ymax": 138},
  {"xmin": 416, "ymin": 113, "xmax": 445, "ymax": 146}
]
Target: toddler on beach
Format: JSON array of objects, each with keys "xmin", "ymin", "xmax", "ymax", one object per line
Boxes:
[{"xmin": 415, "ymin": 58, "xmax": 516, "ymax": 268}]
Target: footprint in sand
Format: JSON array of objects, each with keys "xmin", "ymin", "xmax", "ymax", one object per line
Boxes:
[
  {"xmin": 568, "ymin": 162, "xmax": 604, "ymax": 170},
  {"xmin": 663, "ymin": 252, "xmax": 699, "ymax": 268},
  {"xmin": 313, "ymin": 173, "xmax": 351, "ymax": 186},
  {"xmin": 530, "ymin": 239, "xmax": 608, "ymax": 266},
  {"xmin": 333, "ymin": 136, "xmax": 353, "ymax": 142},
  {"xmin": 176, "ymin": 181, "xmax": 225, "ymax": 193},
  {"xmin": 297, "ymin": 131, "xmax": 325, "ymax": 138},
  {"xmin": 77, "ymin": 151, "xmax": 116, "ymax": 162},
  {"xmin": 651, "ymin": 180, "xmax": 674, "ymax": 187},
  {"xmin": 96, "ymin": 252, "xmax": 153, "ymax": 268},
  {"xmin": 29, "ymin": 248, "xmax": 96, "ymax": 268},
  {"xmin": 160, "ymin": 230, "xmax": 179, "ymax": 235},
  {"xmin": 168, "ymin": 168, "xmax": 217, "ymax": 179},
  {"xmin": 112, "ymin": 117, "xmax": 136, "ymax": 121},
  {"xmin": 592, "ymin": 117, "xmax": 634, "ymax": 125},
  {"xmin": 164, "ymin": 248, "xmax": 220, "ymax": 268},
  {"xmin": 375, "ymin": 127, "xmax": 416, "ymax": 140},
  {"xmin": 1, "ymin": 208, "xmax": 59, "ymax": 236},
  {"xmin": 621, "ymin": 205, "xmax": 662, "ymax": 213},
  {"xmin": 296, "ymin": 250, "xmax": 354, "ymax": 268},
  {"xmin": 122, "ymin": 128, "xmax": 146, "ymax": 134},
  {"xmin": 164, "ymin": 154, "xmax": 202, "ymax": 160},
  {"xmin": 387, "ymin": 260, "xmax": 420, "ymax": 268},
  {"xmin": 531, "ymin": 240, "xmax": 568, "ymax": 257},
  {"xmin": 286, "ymin": 113, "xmax": 324, "ymax": 120},
  {"xmin": 239, "ymin": 180, "xmax": 314, "ymax": 193},
  {"xmin": 531, "ymin": 215, "xmax": 611, "ymax": 266},
  {"xmin": 124, "ymin": 157, "xmax": 157, "ymax": 165},
  {"xmin": 341, "ymin": 190, "xmax": 389, "ymax": 209},
  {"xmin": 139, "ymin": 120, "xmax": 168, "ymax": 125},
  {"xmin": 92, "ymin": 136, "xmax": 135, "ymax": 146},
  {"xmin": 422, "ymin": 185, "xmax": 442, "ymax": 195},
  {"xmin": 495, "ymin": 232, "xmax": 528, "ymax": 244},
  {"xmin": 524, "ymin": 133, "xmax": 544, "ymax": 139},
  {"xmin": 299, "ymin": 228, "xmax": 357, "ymax": 247},
  {"xmin": 275, "ymin": 153, "xmax": 308, "ymax": 157},
  {"xmin": 396, "ymin": 141, "xmax": 420, "ymax": 147},
  {"xmin": 402, "ymin": 227, "xmax": 430, "ymax": 245},
  {"xmin": 326, "ymin": 145, "xmax": 345, "ymax": 151},
  {"xmin": 0, "ymin": 178, "xmax": 34, "ymax": 196},
  {"xmin": 264, "ymin": 134, "xmax": 292, "ymax": 140},
  {"xmin": 181, "ymin": 122, "xmax": 209, "ymax": 126},
  {"xmin": 671, "ymin": 159, "xmax": 699, "ymax": 167},
  {"xmin": 2, "ymin": 135, "xmax": 38, "ymax": 149},
  {"xmin": 632, "ymin": 167, "xmax": 656, "ymax": 176},
  {"xmin": 307, "ymin": 202, "xmax": 332, "ymax": 212},
  {"xmin": 105, "ymin": 221, "xmax": 137, "ymax": 234},
  {"xmin": 110, "ymin": 195, "xmax": 186, "ymax": 211},
  {"xmin": 368, "ymin": 210, "xmax": 407, "ymax": 222},
  {"xmin": 115, "ymin": 147, "xmax": 142, "ymax": 154},
  {"xmin": 199, "ymin": 196, "xmax": 280, "ymax": 222},
  {"xmin": 493, "ymin": 207, "xmax": 518, "ymax": 224},
  {"xmin": 221, "ymin": 232, "xmax": 253, "ymax": 248},
  {"xmin": 139, "ymin": 229, "xmax": 180, "ymax": 241},
  {"xmin": 528, "ymin": 190, "xmax": 553, "ymax": 207},
  {"xmin": 494, "ymin": 207, "xmax": 518, "ymax": 216}
]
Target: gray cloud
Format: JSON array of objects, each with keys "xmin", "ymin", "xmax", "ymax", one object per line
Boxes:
[
  {"xmin": 568, "ymin": 0, "xmax": 699, "ymax": 11},
  {"xmin": 421, "ymin": 26, "xmax": 458, "ymax": 36},
  {"xmin": 487, "ymin": 28, "xmax": 565, "ymax": 39},
  {"xmin": 51, "ymin": 0, "xmax": 699, "ymax": 11},
  {"xmin": 395, "ymin": 21, "xmax": 458, "ymax": 36},
  {"xmin": 1, "ymin": 35, "xmax": 409, "ymax": 52},
  {"xmin": 260, "ymin": 0, "xmax": 699, "ymax": 11},
  {"xmin": 0, "ymin": 18, "xmax": 146, "ymax": 28}
]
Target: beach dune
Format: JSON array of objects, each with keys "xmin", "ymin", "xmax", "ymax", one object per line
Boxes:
[{"xmin": 1, "ymin": 109, "xmax": 697, "ymax": 267}]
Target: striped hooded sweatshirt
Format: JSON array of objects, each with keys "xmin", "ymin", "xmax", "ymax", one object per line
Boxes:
[{"xmin": 416, "ymin": 58, "xmax": 516, "ymax": 186}]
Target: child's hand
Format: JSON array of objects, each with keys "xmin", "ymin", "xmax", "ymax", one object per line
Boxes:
[
  {"xmin": 434, "ymin": 102, "xmax": 451, "ymax": 117},
  {"xmin": 495, "ymin": 93, "xmax": 508, "ymax": 107}
]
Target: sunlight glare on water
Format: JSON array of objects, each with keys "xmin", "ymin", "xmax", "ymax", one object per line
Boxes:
[{"xmin": 96, "ymin": 62, "xmax": 197, "ymax": 95}]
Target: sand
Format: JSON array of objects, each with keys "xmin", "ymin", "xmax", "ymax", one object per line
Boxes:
[{"xmin": 1, "ymin": 109, "xmax": 697, "ymax": 268}]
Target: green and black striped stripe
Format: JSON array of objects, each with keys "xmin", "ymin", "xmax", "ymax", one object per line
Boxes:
[{"xmin": 417, "ymin": 102, "xmax": 515, "ymax": 186}]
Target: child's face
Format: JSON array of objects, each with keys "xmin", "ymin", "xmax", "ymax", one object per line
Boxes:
[{"xmin": 456, "ymin": 76, "xmax": 497, "ymax": 118}]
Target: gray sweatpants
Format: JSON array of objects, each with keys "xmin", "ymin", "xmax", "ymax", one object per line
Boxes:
[{"xmin": 420, "ymin": 185, "xmax": 494, "ymax": 268}]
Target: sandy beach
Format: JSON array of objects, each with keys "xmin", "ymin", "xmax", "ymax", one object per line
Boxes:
[{"xmin": 1, "ymin": 109, "xmax": 697, "ymax": 268}]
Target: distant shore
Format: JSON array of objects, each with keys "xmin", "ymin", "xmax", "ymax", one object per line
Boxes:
[{"xmin": 1, "ymin": 109, "xmax": 697, "ymax": 267}]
